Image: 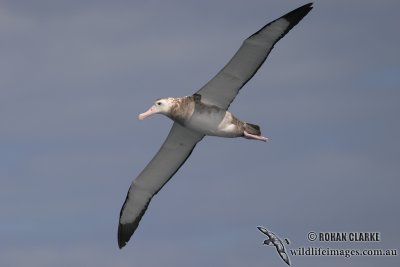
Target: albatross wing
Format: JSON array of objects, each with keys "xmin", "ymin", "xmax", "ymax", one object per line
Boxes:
[
  {"xmin": 257, "ymin": 226, "xmax": 272, "ymax": 238},
  {"xmin": 196, "ymin": 3, "xmax": 313, "ymax": 109},
  {"xmin": 118, "ymin": 123, "xmax": 204, "ymax": 248}
]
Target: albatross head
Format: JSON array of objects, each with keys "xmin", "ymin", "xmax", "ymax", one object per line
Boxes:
[{"xmin": 138, "ymin": 97, "xmax": 176, "ymax": 120}]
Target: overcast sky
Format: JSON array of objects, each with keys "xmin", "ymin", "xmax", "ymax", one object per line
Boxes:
[{"xmin": 1, "ymin": 0, "xmax": 399, "ymax": 266}]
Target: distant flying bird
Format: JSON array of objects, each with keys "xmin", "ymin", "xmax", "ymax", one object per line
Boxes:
[
  {"xmin": 118, "ymin": 3, "xmax": 313, "ymax": 248},
  {"xmin": 257, "ymin": 226, "xmax": 291, "ymax": 266}
]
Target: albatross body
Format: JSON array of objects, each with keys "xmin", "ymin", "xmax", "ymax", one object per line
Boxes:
[
  {"xmin": 138, "ymin": 94, "xmax": 268, "ymax": 141},
  {"xmin": 118, "ymin": 3, "xmax": 313, "ymax": 248}
]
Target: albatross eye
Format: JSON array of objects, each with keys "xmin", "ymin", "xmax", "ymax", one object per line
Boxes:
[{"xmin": 156, "ymin": 102, "xmax": 162, "ymax": 106}]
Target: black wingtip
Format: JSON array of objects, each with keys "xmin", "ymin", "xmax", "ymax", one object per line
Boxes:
[
  {"xmin": 117, "ymin": 218, "xmax": 143, "ymax": 249},
  {"xmin": 117, "ymin": 223, "xmax": 129, "ymax": 249},
  {"xmin": 118, "ymin": 220, "xmax": 141, "ymax": 249},
  {"xmin": 118, "ymin": 194, "xmax": 151, "ymax": 249},
  {"xmin": 283, "ymin": 2, "xmax": 313, "ymax": 25},
  {"xmin": 249, "ymin": 2, "xmax": 313, "ymax": 41}
]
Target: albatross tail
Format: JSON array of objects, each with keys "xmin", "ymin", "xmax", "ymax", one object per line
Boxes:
[
  {"xmin": 244, "ymin": 122, "xmax": 261, "ymax": 136},
  {"xmin": 243, "ymin": 122, "xmax": 268, "ymax": 142}
]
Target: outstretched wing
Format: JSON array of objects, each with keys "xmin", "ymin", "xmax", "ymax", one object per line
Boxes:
[
  {"xmin": 257, "ymin": 226, "xmax": 272, "ymax": 238},
  {"xmin": 196, "ymin": 3, "xmax": 313, "ymax": 109},
  {"xmin": 279, "ymin": 251, "xmax": 291, "ymax": 266},
  {"xmin": 118, "ymin": 123, "xmax": 204, "ymax": 248}
]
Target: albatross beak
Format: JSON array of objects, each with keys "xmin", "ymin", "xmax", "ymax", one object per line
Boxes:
[{"xmin": 138, "ymin": 105, "xmax": 157, "ymax": 120}]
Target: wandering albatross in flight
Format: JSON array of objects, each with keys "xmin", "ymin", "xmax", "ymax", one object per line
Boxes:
[{"xmin": 118, "ymin": 3, "xmax": 313, "ymax": 248}]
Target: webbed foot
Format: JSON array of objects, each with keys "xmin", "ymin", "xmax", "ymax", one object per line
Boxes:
[{"xmin": 243, "ymin": 131, "xmax": 268, "ymax": 142}]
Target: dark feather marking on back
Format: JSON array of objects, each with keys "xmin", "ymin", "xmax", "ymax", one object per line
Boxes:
[{"xmin": 193, "ymin": 93, "xmax": 202, "ymax": 103}]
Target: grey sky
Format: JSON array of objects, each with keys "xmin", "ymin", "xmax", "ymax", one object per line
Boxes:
[{"xmin": 1, "ymin": 0, "xmax": 399, "ymax": 266}]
